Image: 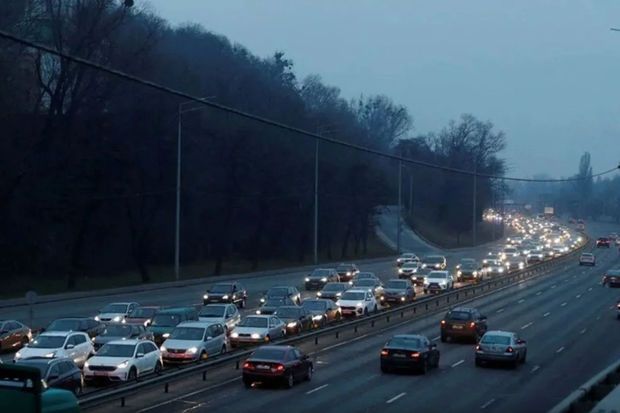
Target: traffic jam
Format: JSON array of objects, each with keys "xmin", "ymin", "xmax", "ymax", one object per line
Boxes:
[{"xmin": 3, "ymin": 214, "xmax": 616, "ymax": 392}]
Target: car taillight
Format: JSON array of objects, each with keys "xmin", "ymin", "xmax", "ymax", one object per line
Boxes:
[
  {"xmin": 272, "ymin": 364, "xmax": 285, "ymax": 373},
  {"xmin": 469, "ymin": 322, "xmax": 476, "ymax": 328},
  {"xmin": 410, "ymin": 352, "xmax": 420, "ymax": 358},
  {"xmin": 380, "ymin": 349, "xmax": 389, "ymax": 356},
  {"xmin": 475, "ymin": 345, "xmax": 480, "ymax": 351},
  {"xmin": 440, "ymin": 320, "xmax": 446, "ymax": 327},
  {"xmin": 243, "ymin": 362, "xmax": 254, "ymax": 370},
  {"xmin": 506, "ymin": 346, "xmax": 514, "ymax": 353}
]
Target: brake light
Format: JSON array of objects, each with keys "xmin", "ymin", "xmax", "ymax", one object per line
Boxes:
[
  {"xmin": 272, "ymin": 364, "xmax": 285, "ymax": 373},
  {"xmin": 380, "ymin": 349, "xmax": 389, "ymax": 356},
  {"xmin": 469, "ymin": 322, "xmax": 476, "ymax": 328},
  {"xmin": 410, "ymin": 352, "xmax": 420, "ymax": 358},
  {"xmin": 243, "ymin": 362, "xmax": 254, "ymax": 370},
  {"xmin": 441, "ymin": 320, "xmax": 446, "ymax": 325},
  {"xmin": 506, "ymin": 346, "xmax": 514, "ymax": 353}
]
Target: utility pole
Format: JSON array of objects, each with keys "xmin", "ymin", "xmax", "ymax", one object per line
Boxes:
[
  {"xmin": 409, "ymin": 172, "xmax": 413, "ymax": 216},
  {"xmin": 175, "ymin": 104, "xmax": 182, "ymax": 281},
  {"xmin": 397, "ymin": 160, "xmax": 402, "ymax": 254},
  {"xmin": 472, "ymin": 163, "xmax": 477, "ymax": 247},
  {"xmin": 314, "ymin": 139, "xmax": 319, "ymax": 265}
]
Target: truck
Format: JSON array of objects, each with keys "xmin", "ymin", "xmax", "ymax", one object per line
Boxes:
[{"xmin": 0, "ymin": 363, "xmax": 80, "ymax": 413}]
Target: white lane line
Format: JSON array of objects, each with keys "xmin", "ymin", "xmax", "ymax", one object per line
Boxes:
[
  {"xmin": 561, "ymin": 302, "xmax": 567, "ymax": 307},
  {"xmin": 576, "ymin": 294, "xmax": 581, "ymax": 299},
  {"xmin": 432, "ymin": 336, "xmax": 440, "ymax": 341},
  {"xmin": 556, "ymin": 346, "xmax": 565, "ymax": 353},
  {"xmin": 481, "ymin": 398, "xmax": 496, "ymax": 409},
  {"xmin": 536, "ymin": 291, "xmax": 542, "ymax": 296},
  {"xmin": 496, "ymin": 308, "xmax": 505, "ymax": 313},
  {"xmin": 588, "ymin": 287, "xmax": 593, "ymax": 291},
  {"xmin": 596, "ymin": 315, "xmax": 601, "ymax": 321},
  {"xmin": 530, "ymin": 365, "xmax": 540, "ymax": 373},
  {"xmin": 137, "ymin": 377, "xmax": 239, "ymax": 412},
  {"xmin": 386, "ymin": 392, "xmax": 407, "ymax": 404},
  {"xmin": 306, "ymin": 384, "xmax": 329, "ymax": 395},
  {"xmin": 518, "ymin": 299, "xmax": 525, "ymax": 304},
  {"xmin": 580, "ymin": 328, "xmax": 587, "ymax": 335},
  {"xmin": 551, "ymin": 284, "xmax": 557, "ymax": 289},
  {"xmin": 543, "ymin": 312, "xmax": 551, "ymax": 317},
  {"xmin": 320, "ymin": 334, "xmax": 370, "ymax": 352},
  {"xmin": 316, "ymin": 360, "xmax": 329, "ymax": 365},
  {"xmin": 609, "ymin": 305, "xmax": 615, "ymax": 310},
  {"xmin": 451, "ymin": 359, "xmax": 465, "ymax": 368},
  {"xmin": 521, "ymin": 322, "xmax": 534, "ymax": 330}
]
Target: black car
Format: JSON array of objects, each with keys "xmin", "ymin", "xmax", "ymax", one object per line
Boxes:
[
  {"xmin": 257, "ymin": 297, "xmax": 297, "ymax": 315},
  {"xmin": 335, "ymin": 263, "xmax": 359, "ymax": 283},
  {"xmin": 305, "ymin": 268, "xmax": 339, "ymax": 290},
  {"xmin": 380, "ymin": 279, "xmax": 415, "ymax": 304},
  {"xmin": 603, "ymin": 269, "xmax": 620, "ymax": 287},
  {"xmin": 92, "ymin": 323, "xmax": 153, "ymax": 350},
  {"xmin": 411, "ymin": 267, "xmax": 431, "ymax": 286},
  {"xmin": 456, "ymin": 262, "xmax": 482, "ymax": 283},
  {"xmin": 597, "ymin": 237, "xmax": 611, "ymax": 248},
  {"xmin": 242, "ymin": 345, "xmax": 313, "ymax": 388},
  {"xmin": 440, "ymin": 307, "xmax": 487, "ymax": 343},
  {"xmin": 274, "ymin": 306, "xmax": 313, "ymax": 334},
  {"xmin": 16, "ymin": 357, "xmax": 83, "ymax": 395},
  {"xmin": 44, "ymin": 318, "xmax": 105, "ymax": 339},
  {"xmin": 380, "ymin": 334, "xmax": 440, "ymax": 374},
  {"xmin": 260, "ymin": 286, "xmax": 301, "ymax": 306},
  {"xmin": 203, "ymin": 281, "xmax": 248, "ymax": 308},
  {"xmin": 301, "ymin": 299, "xmax": 341, "ymax": 327},
  {"xmin": 316, "ymin": 282, "xmax": 349, "ymax": 301}
]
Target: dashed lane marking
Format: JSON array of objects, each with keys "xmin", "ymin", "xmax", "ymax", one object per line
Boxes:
[
  {"xmin": 451, "ymin": 360, "xmax": 465, "ymax": 368},
  {"xmin": 306, "ymin": 384, "xmax": 329, "ymax": 395},
  {"xmin": 386, "ymin": 392, "xmax": 406, "ymax": 404}
]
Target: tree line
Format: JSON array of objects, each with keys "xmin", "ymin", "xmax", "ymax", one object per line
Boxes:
[{"xmin": 0, "ymin": 0, "xmax": 507, "ymax": 291}]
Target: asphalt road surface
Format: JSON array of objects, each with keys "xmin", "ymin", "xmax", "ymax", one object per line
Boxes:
[{"xmin": 109, "ymin": 221, "xmax": 620, "ymax": 413}]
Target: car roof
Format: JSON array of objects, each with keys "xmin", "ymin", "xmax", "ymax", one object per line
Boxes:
[
  {"xmin": 246, "ymin": 315, "xmax": 272, "ymax": 319},
  {"xmin": 345, "ymin": 289, "xmax": 370, "ymax": 293},
  {"xmin": 157, "ymin": 307, "xmax": 195, "ymax": 314},
  {"xmin": 428, "ymin": 270, "xmax": 449, "ymax": 275},
  {"xmin": 39, "ymin": 331, "xmax": 78, "ymax": 337},
  {"xmin": 254, "ymin": 345, "xmax": 294, "ymax": 351},
  {"xmin": 484, "ymin": 330, "xmax": 514, "ymax": 337},
  {"xmin": 391, "ymin": 334, "xmax": 426, "ymax": 340},
  {"xmin": 303, "ymin": 298, "xmax": 331, "ymax": 303},
  {"xmin": 177, "ymin": 321, "xmax": 215, "ymax": 329},
  {"xmin": 104, "ymin": 302, "xmax": 135, "ymax": 305},
  {"xmin": 449, "ymin": 307, "xmax": 476, "ymax": 313},
  {"xmin": 105, "ymin": 339, "xmax": 142, "ymax": 345}
]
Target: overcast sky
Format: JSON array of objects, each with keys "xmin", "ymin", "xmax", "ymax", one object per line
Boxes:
[{"xmin": 147, "ymin": 0, "xmax": 620, "ymax": 178}]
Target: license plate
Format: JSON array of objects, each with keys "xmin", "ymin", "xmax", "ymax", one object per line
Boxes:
[
  {"xmin": 453, "ymin": 325, "xmax": 463, "ymax": 329},
  {"xmin": 257, "ymin": 365, "xmax": 270, "ymax": 370},
  {"xmin": 393, "ymin": 354, "xmax": 406, "ymax": 358},
  {"xmin": 94, "ymin": 371, "xmax": 108, "ymax": 376}
]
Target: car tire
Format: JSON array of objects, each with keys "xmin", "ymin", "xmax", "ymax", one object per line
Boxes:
[
  {"xmin": 363, "ymin": 308, "xmax": 369, "ymax": 316},
  {"xmin": 200, "ymin": 351, "xmax": 208, "ymax": 361},
  {"xmin": 285, "ymin": 373, "xmax": 294, "ymax": 389},
  {"xmin": 373, "ymin": 305, "xmax": 378, "ymax": 314},
  {"xmin": 510, "ymin": 359, "xmax": 519, "ymax": 369},
  {"xmin": 306, "ymin": 366, "xmax": 313, "ymax": 381},
  {"xmin": 128, "ymin": 367, "xmax": 137, "ymax": 382},
  {"xmin": 240, "ymin": 299, "xmax": 246, "ymax": 309},
  {"xmin": 521, "ymin": 350, "xmax": 527, "ymax": 364},
  {"xmin": 154, "ymin": 361, "xmax": 162, "ymax": 375}
]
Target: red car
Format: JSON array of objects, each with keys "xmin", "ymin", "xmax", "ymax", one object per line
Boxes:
[{"xmin": 597, "ymin": 238, "xmax": 611, "ymax": 248}]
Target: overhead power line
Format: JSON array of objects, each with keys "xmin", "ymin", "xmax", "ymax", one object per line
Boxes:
[{"xmin": 0, "ymin": 29, "xmax": 617, "ymax": 183}]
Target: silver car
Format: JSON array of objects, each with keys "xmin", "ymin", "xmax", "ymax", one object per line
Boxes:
[
  {"xmin": 160, "ymin": 321, "xmax": 227, "ymax": 364},
  {"xmin": 229, "ymin": 315, "xmax": 286, "ymax": 348},
  {"xmin": 198, "ymin": 304, "xmax": 241, "ymax": 332},
  {"xmin": 475, "ymin": 330, "xmax": 527, "ymax": 368}
]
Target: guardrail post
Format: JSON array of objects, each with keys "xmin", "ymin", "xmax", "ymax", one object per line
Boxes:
[
  {"xmin": 315, "ymin": 336, "xmax": 319, "ymax": 345},
  {"xmin": 386, "ymin": 315, "xmax": 390, "ymax": 323},
  {"xmin": 236, "ymin": 360, "xmax": 240, "ymax": 370},
  {"xmin": 354, "ymin": 325, "xmax": 358, "ymax": 333},
  {"xmin": 202, "ymin": 371, "xmax": 207, "ymax": 381},
  {"xmin": 165, "ymin": 383, "xmax": 169, "ymax": 393},
  {"xmin": 425, "ymin": 303, "xmax": 428, "ymax": 311},
  {"xmin": 121, "ymin": 397, "xmax": 125, "ymax": 407},
  {"xmin": 336, "ymin": 331, "xmax": 340, "ymax": 339},
  {"xmin": 371, "ymin": 320, "xmax": 375, "ymax": 327},
  {"xmin": 413, "ymin": 306, "xmax": 416, "ymax": 314},
  {"xmin": 401, "ymin": 311, "xmax": 404, "ymax": 318},
  {"xmin": 436, "ymin": 300, "xmax": 439, "ymax": 307}
]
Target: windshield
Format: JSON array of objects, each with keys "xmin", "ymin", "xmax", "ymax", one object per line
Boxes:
[
  {"xmin": 266, "ymin": 287, "xmax": 289, "ymax": 297},
  {"xmin": 170, "ymin": 327, "xmax": 205, "ymax": 341},
  {"xmin": 447, "ymin": 311, "xmax": 472, "ymax": 321},
  {"xmin": 97, "ymin": 344, "xmax": 136, "ymax": 357},
  {"xmin": 354, "ymin": 279, "xmax": 376, "ymax": 287},
  {"xmin": 129, "ymin": 308, "xmax": 157, "ymax": 318},
  {"xmin": 263, "ymin": 298, "xmax": 288, "ymax": 307},
  {"xmin": 199, "ymin": 306, "xmax": 226, "ymax": 317},
  {"xmin": 357, "ymin": 273, "xmax": 375, "ymax": 279},
  {"xmin": 424, "ymin": 256, "xmax": 444, "ymax": 264},
  {"xmin": 387, "ymin": 337, "xmax": 421, "ymax": 348},
  {"xmin": 210, "ymin": 284, "xmax": 233, "ymax": 293},
  {"xmin": 101, "ymin": 325, "xmax": 133, "ymax": 337},
  {"xmin": 481, "ymin": 335, "xmax": 511, "ymax": 345},
  {"xmin": 607, "ymin": 270, "xmax": 620, "ymax": 276},
  {"xmin": 310, "ymin": 269, "xmax": 331, "ymax": 277},
  {"xmin": 336, "ymin": 265, "xmax": 353, "ymax": 272},
  {"xmin": 302, "ymin": 301, "xmax": 327, "ymax": 311},
  {"xmin": 238, "ymin": 317, "xmax": 268, "ymax": 328},
  {"xmin": 322, "ymin": 283, "xmax": 345, "ymax": 292},
  {"xmin": 460, "ymin": 259, "xmax": 475, "ymax": 265},
  {"xmin": 100, "ymin": 304, "xmax": 128, "ymax": 313},
  {"xmin": 385, "ymin": 281, "xmax": 407, "ymax": 289},
  {"xmin": 428, "ymin": 272, "xmax": 447, "ymax": 279},
  {"xmin": 340, "ymin": 292, "xmax": 366, "ymax": 301},
  {"xmin": 47, "ymin": 319, "xmax": 81, "ymax": 331},
  {"xmin": 29, "ymin": 335, "xmax": 65, "ymax": 349},
  {"xmin": 275, "ymin": 308, "xmax": 301, "ymax": 318},
  {"xmin": 461, "ymin": 263, "xmax": 476, "ymax": 270},
  {"xmin": 151, "ymin": 314, "xmax": 181, "ymax": 327},
  {"xmin": 251, "ymin": 348, "xmax": 286, "ymax": 361},
  {"xmin": 402, "ymin": 263, "xmax": 417, "ymax": 268}
]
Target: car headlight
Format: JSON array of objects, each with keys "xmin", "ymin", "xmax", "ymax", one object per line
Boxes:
[
  {"xmin": 356, "ymin": 302, "xmax": 363, "ymax": 307},
  {"xmin": 94, "ymin": 316, "xmax": 100, "ymax": 321},
  {"xmin": 336, "ymin": 292, "xmax": 342, "ymax": 297},
  {"xmin": 230, "ymin": 332, "xmax": 239, "ymax": 338},
  {"xmin": 421, "ymin": 264, "xmax": 427, "ymax": 268},
  {"xmin": 519, "ymin": 263, "xmax": 524, "ymax": 269},
  {"xmin": 160, "ymin": 346, "xmax": 167, "ymax": 352},
  {"xmin": 91, "ymin": 336, "xmax": 96, "ymax": 342},
  {"xmin": 321, "ymin": 277, "xmax": 328, "ymax": 282},
  {"xmin": 144, "ymin": 320, "xmax": 150, "ymax": 327},
  {"xmin": 398, "ymin": 269, "xmax": 403, "ymax": 273},
  {"xmin": 203, "ymin": 294, "xmax": 209, "ymax": 299},
  {"xmin": 186, "ymin": 347, "xmax": 198, "ymax": 354},
  {"xmin": 15, "ymin": 352, "xmax": 22, "ymax": 359},
  {"xmin": 162, "ymin": 333, "xmax": 170, "ymax": 338},
  {"xmin": 44, "ymin": 352, "xmax": 55, "ymax": 358},
  {"xmin": 113, "ymin": 316, "xmax": 122, "ymax": 322},
  {"xmin": 305, "ymin": 277, "xmax": 310, "ymax": 282},
  {"xmin": 498, "ymin": 268, "xmax": 504, "ymax": 273},
  {"xmin": 121, "ymin": 319, "xmax": 127, "ymax": 324},
  {"xmin": 260, "ymin": 298, "xmax": 265, "ymax": 303},
  {"xmin": 473, "ymin": 271, "xmax": 478, "ymax": 276},
  {"xmin": 117, "ymin": 361, "xmax": 129, "ymax": 369},
  {"xmin": 313, "ymin": 315, "xmax": 323, "ymax": 321},
  {"xmin": 287, "ymin": 322, "xmax": 297, "ymax": 328},
  {"xmin": 256, "ymin": 310, "xmax": 262, "ymax": 315},
  {"xmin": 457, "ymin": 271, "xmax": 462, "ymax": 276},
  {"xmin": 400, "ymin": 297, "xmax": 406, "ymax": 301},
  {"xmin": 251, "ymin": 333, "xmax": 261, "ymax": 339},
  {"xmin": 84, "ymin": 361, "xmax": 89, "ymax": 369},
  {"xmin": 222, "ymin": 295, "xmax": 229, "ymax": 300},
  {"xmin": 439, "ymin": 281, "xmax": 447, "ymax": 286},
  {"xmin": 316, "ymin": 292, "xmax": 322, "ymax": 296}
]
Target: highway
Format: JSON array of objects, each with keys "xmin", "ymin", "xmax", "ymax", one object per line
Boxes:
[{"xmin": 83, "ymin": 221, "xmax": 620, "ymax": 413}]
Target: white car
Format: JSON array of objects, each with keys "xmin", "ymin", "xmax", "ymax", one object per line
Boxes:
[
  {"xmin": 579, "ymin": 253, "xmax": 596, "ymax": 266},
  {"xmin": 396, "ymin": 253, "xmax": 419, "ymax": 267},
  {"xmin": 15, "ymin": 331, "xmax": 93, "ymax": 367},
  {"xmin": 229, "ymin": 315, "xmax": 286, "ymax": 347},
  {"xmin": 336, "ymin": 289, "xmax": 378, "ymax": 317},
  {"xmin": 423, "ymin": 271, "xmax": 454, "ymax": 294},
  {"xmin": 84, "ymin": 339, "xmax": 161, "ymax": 382},
  {"xmin": 94, "ymin": 302, "xmax": 140, "ymax": 323},
  {"xmin": 161, "ymin": 321, "xmax": 227, "ymax": 364},
  {"xmin": 198, "ymin": 304, "xmax": 241, "ymax": 332}
]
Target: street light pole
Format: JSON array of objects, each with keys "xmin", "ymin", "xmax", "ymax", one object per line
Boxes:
[
  {"xmin": 472, "ymin": 163, "xmax": 477, "ymax": 247},
  {"xmin": 397, "ymin": 160, "xmax": 402, "ymax": 254},
  {"xmin": 314, "ymin": 139, "xmax": 319, "ymax": 265}
]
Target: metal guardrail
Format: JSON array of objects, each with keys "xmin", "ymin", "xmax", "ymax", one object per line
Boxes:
[
  {"xmin": 79, "ymin": 238, "xmax": 590, "ymax": 409},
  {"xmin": 548, "ymin": 358, "xmax": 620, "ymax": 413}
]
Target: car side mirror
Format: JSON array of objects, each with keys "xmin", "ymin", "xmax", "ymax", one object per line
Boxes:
[
  {"xmin": 136, "ymin": 353, "xmax": 144, "ymax": 358},
  {"xmin": 206, "ymin": 336, "xmax": 213, "ymax": 341},
  {"xmin": 65, "ymin": 344, "xmax": 75, "ymax": 350}
]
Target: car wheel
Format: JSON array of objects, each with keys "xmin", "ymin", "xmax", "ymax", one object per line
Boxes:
[
  {"xmin": 306, "ymin": 366, "xmax": 313, "ymax": 381},
  {"xmin": 285, "ymin": 372, "xmax": 294, "ymax": 389},
  {"xmin": 521, "ymin": 350, "xmax": 527, "ymax": 364},
  {"xmin": 511, "ymin": 359, "xmax": 519, "ymax": 369},
  {"xmin": 127, "ymin": 368, "xmax": 137, "ymax": 382},
  {"xmin": 200, "ymin": 351, "xmax": 208, "ymax": 361},
  {"xmin": 154, "ymin": 361, "xmax": 163, "ymax": 375},
  {"xmin": 373, "ymin": 305, "xmax": 378, "ymax": 314}
]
